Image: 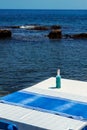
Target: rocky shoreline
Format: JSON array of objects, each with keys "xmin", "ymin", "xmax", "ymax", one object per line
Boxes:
[{"xmin": 0, "ymin": 24, "xmax": 87, "ymax": 39}]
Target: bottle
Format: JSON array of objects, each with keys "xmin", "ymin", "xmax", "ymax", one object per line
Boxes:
[{"xmin": 56, "ymin": 69, "xmax": 61, "ymax": 88}]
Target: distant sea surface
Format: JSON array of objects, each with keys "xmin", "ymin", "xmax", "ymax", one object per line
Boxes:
[{"xmin": 0, "ymin": 9, "xmax": 87, "ymax": 97}]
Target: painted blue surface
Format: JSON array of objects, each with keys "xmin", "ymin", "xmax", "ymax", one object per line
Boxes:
[
  {"xmin": 1, "ymin": 91, "xmax": 87, "ymax": 121},
  {"xmin": 0, "ymin": 119, "xmax": 18, "ymax": 130}
]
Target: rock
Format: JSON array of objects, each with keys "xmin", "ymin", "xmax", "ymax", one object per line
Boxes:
[
  {"xmin": 64, "ymin": 34, "xmax": 72, "ymax": 39},
  {"xmin": 3, "ymin": 25, "xmax": 20, "ymax": 29},
  {"xmin": 32, "ymin": 26, "xmax": 49, "ymax": 30},
  {"xmin": 48, "ymin": 29, "xmax": 62, "ymax": 39},
  {"xmin": 0, "ymin": 29, "xmax": 12, "ymax": 38},
  {"xmin": 51, "ymin": 25, "xmax": 61, "ymax": 30},
  {"xmin": 27, "ymin": 25, "xmax": 61, "ymax": 31},
  {"xmin": 21, "ymin": 25, "xmax": 61, "ymax": 30},
  {"xmin": 19, "ymin": 25, "xmax": 48, "ymax": 30},
  {"xmin": 10, "ymin": 26, "xmax": 20, "ymax": 28},
  {"xmin": 64, "ymin": 33, "xmax": 87, "ymax": 39},
  {"xmin": 71, "ymin": 33, "xmax": 87, "ymax": 39}
]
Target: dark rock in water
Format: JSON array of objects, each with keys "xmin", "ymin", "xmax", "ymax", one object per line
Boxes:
[
  {"xmin": 64, "ymin": 33, "xmax": 87, "ymax": 39},
  {"xmin": 64, "ymin": 34, "xmax": 72, "ymax": 39},
  {"xmin": 48, "ymin": 29, "xmax": 62, "ymax": 39},
  {"xmin": 32, "ymin": 26, "xmax": 49, "ymax": 30},
  {"xmin": 51, "ymin": 25, "xmax": 61, "ymax": 30},
  {"xmin": 71, "ymin": 33, "xmax": 87, "ymax": 39},
  {"xmin": 10, "ymin": 26, "xmax": 20, "ymax": 28},
  {"xmin": 3, "ymin": 25, "xmax": 20, "ymax": 29},
  {"xmin": 0, "ymin": 29, "xmax": 12, "ymax": 38},
  {"xmin": 21, "ymin": 25, "xmax": 61, "ymax": 31}
]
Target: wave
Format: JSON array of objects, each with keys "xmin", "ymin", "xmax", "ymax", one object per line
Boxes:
[{"xmin": 20, "ymin": 25, "xmax": 35, "ymax": 29}]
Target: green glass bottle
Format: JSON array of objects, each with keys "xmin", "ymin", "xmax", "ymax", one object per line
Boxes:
[{"xmin": 56, "ymin": 69, "xmax": 61, "ymax": 88}]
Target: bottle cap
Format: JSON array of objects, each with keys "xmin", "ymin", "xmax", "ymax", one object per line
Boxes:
[{"xmin": 57, "ymin": 69, "xmax": 60, "ymax": 76}]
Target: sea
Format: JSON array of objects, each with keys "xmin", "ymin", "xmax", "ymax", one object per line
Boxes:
[{"xmin": 0, "ymin": 9, "xmax": 87, "ymax": 97}]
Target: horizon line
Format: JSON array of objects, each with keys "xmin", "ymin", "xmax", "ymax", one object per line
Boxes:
[{"xmin": 0, "ymin": 8, "xmax": 87, "ymax": 10}]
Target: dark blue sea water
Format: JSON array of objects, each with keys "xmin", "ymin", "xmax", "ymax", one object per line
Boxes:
[{"xmin": 0, "ymin": 9, "xmax": 87, "ymax": 96}]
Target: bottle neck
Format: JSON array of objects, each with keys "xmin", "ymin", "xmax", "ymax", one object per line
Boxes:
[{"xmin": 57, "ymin": 69, "xmax": 60, "ymax": 76}]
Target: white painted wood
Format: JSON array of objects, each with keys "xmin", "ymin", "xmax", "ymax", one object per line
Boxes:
[
  {"xmin": 23, "ymin": 77, "xmax": 87, "ymax": 102},
  {"xmin": 0, "ymin": 103, "xmax": 87, "ymax": 130}
]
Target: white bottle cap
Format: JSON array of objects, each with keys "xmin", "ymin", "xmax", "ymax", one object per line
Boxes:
[{"xmin": 57, "ymin": 69, "xmax": 60, "ymax": 76}]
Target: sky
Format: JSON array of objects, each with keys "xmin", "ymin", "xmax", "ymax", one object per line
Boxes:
[{"xmin": 0, "ymin": 0, "xmax": 87, "ymax": 9}]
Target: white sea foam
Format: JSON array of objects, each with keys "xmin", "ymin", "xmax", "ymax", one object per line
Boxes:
[{"xmin": 20, "ymin": 25, "xmax": 35, "ymax": 29}]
